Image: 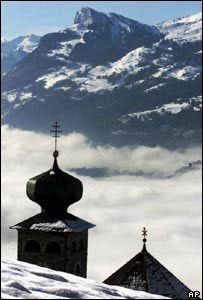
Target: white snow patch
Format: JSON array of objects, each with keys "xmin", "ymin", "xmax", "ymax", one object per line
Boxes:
[
  {"xmin": 56, "ymin": 86, "xmax": 71, "ymax": 91},
  {"xmin": 162, "ymin": 102, "xmax": 190, "ymax": 114},
  {"xmin": 192, "ymin": 96, "xmax": 202, "ymax": 103},
  {"xmin": 29, "ymin": 218, "xmax": 95, "ymax": 232},
  {"xmin": 47, "ymin": 38, "xmax": 85, "ymax": 58},
  {"xmin": 109, "ymin": 47, "xmax": 152, "ymax": 76},
  {"xmin": 13, "ymin": 104, "xmax": 21, "ymax": 109},
  {"xmin": 19, "ymin": 92, "xmax": 32, "ymax": 101},
  {"xmin": 120, "ymin": 102, "xmax": 191, "ymax": 124},
  {"xmin": 152, "ymin": 67, "xmax": 169, "ymax": 78},
  {"xmin": 37, "ymin": 73, "xmax": 67, "ymax": 89},
  {"xmin": 152, "ymin": 65, "xmax": 200, "ymax": 81},
  {"xmin": 157, "ymin": 12, "xmax": 202, "ymax": 43},
  {"xmin": 193, "ymin": 107, "xmax": 200, "ymax": 111},
  {"xmin": 36, "ymin": 64, "xmax": 89, "ymax": 89},
  {"xmin": 16, "ymin": 36, "xmax": 38, "ymax": 53},
  {"xmin": 145, "ymin": 83, "xmax": 166, "ymax": 93},
  {"xmin": 5, "ymin": 92, "xmax": 18, "ymax": 103},
  {"xmin": 1, "ymin": 259, "xmax": 170, "ymax": 299},
  {"xmin": 82, "ymin": 78, "xmax": 115, "ymax": 93},
  {"xmin": 126, "ymin": 79, "xmax": 145, "ymax": 89},
  {"xmin": 169, "ymin": 66, "xmax": 201, "ymax": 81},
  {"xmin": 1, "ymin": 37, "xmax": 7, "ymax": 44}
]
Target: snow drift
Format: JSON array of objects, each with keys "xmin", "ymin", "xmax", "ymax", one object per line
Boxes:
[{"xmin": 1, "ymin": 259, "xmax": 170, "ymax": 299}]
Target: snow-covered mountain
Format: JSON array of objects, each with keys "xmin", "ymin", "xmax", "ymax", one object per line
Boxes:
[
  {"xmin": 1, "ymin": 37, "xmax": 7, "ymax": 43},
  {"xmin": 1, "ymin": 8, "xmax": 202, "ymax": 148},
  {"xmin": 157, "ymin": 12, "xmax": 202, "ymax": 43},
  {"xmin": 1, "ymin": 259, "xmax": 169, "ymax": 299},
  {"xmin": 1, "ymin": 34, "xmax": 40, "ymax": 75}
]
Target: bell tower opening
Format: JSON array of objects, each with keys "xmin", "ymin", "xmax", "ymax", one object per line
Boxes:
[{"xmin": 45, "ymin": 242, "xmax": 61, "ymax": 254}]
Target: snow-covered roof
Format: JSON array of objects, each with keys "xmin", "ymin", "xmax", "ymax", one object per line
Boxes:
[
  {"xmin": 1, "ymin": 258, "xmax": 170, "ymax": 299},
  {"xmin": 104, "ymin": 246, "xmax": 196, "ymax": 299},
  {"xmin": 10, "ymin": 212, "xmax": 95, "ymax": 233}
]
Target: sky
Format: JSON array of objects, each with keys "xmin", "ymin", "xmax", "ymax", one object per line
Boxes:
[
  {"xmin": 1, "ymin": 1, "xmax": 202, "ymax": 39},
  {"xmin": 1, "ymin": 125, "xmax": 202, "ymax": 295}
]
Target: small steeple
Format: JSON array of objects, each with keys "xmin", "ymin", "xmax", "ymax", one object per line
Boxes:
[
  {"xmin": 104, "ymin": 226, "xmax": 195, "ymax": 298},
  {"xmin": 141, "ymin": 227, "xmax": 148, "ymax": 252}
]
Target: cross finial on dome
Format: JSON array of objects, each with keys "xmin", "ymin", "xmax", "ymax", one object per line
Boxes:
[
  {"xmin": 50, "ymin": 121, "xmax": 62, "ymax": 157},
  {"xmin": 142, "ymin": 227, "xmax": 148, "ymax": 252}
]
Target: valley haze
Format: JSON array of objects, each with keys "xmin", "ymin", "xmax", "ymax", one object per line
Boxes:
[{"xmin": 1, "ymin": 126, "xmax": 202, "ymax": 295}]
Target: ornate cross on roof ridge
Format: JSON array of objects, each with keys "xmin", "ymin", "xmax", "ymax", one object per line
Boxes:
[
  {"xmin": 50, "ymin": 121, "xmax": 62, "ymax": 157},
  {"xmin": 142, "ymin": 227, "xmax": 148, "ymax": 244}
]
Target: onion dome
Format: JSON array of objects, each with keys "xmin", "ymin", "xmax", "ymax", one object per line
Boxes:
[
  {"xmin": 26, "ymin": 154, "xmax": 83, "ymax": 217},
  {"xmin": 26, "ymin": 122, "xmax": 83, "ymax": 217}
]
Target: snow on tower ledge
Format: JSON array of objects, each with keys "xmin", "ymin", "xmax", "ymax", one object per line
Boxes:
[
  {"xmin": 10, "ymin": 212, "xmax": 95, "ymax": 232},
  {"xmin": 1, "ymin": 259, "xmax": 170, "ymax": 299}
]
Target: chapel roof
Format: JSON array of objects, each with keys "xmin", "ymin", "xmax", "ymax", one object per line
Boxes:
[{"xmin": 104, "ymin": 228, "xmax": 198, "ymax": 299}]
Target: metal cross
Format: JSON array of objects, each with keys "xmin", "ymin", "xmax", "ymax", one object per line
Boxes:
[
  {"xmin": 142, "ymin": 227, "xmax": 148, "ymax": 243},
  {"xmin": 50, "ymin": 121, "xmax": 62, "ymax": 152}
]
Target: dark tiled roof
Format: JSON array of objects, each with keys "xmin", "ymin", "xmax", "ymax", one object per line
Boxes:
[
  {"xmin": 10, "ymin": 213, "xmax": 95, "ymax": 233},
  {"xmin": 104, "ymin": 247, "xmax": 197, "ymax": 299}
]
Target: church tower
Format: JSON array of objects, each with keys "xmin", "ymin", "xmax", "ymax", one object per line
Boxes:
[{"xmin": 10, "ymin": 122, "xmax": 95, "ymax": 277}]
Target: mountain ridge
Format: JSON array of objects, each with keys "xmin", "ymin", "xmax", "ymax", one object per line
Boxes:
[
  {"xmin": 1, "ymin": 34, "xmax": 41, "ymax": 76},
  {"xmin": 1, "ymin": 8, "xmax": 202, "ymax": 149},
  {"xmin": 157, "ymin": 11, "xmax": 202, "ymax": 43}
]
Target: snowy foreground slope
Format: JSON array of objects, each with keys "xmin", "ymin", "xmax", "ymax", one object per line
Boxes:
[{"xmin": 1, "ymin": 259, "xmax": 169, "ymax": 299}]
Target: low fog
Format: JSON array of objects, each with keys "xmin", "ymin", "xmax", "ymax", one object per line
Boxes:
[{"xmin": 1, "ymin": 125, "xmax": 202, "ymax": 294}]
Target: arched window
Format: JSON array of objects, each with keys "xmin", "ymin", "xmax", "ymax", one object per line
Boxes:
[
  {"xmin": 75, "ymin": 264, "xmax": 81, "ymax": 276},
  {"xmin": 79, "ymin": 239, "xmax": 85, "ymax": 250},
  {"xmin": 45, "ymin": 241, "xmax": 61, "ymax": 254},
  {"xmin": 71, "ymin": 241, "xmax": 77, "ymax": 253},
  {"xmin": 25, "ymin": 240, "xmax": 41, "ymax": 252}
]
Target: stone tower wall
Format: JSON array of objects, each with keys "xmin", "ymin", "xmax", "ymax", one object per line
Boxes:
[{"xmin": 17, "ymin": 229, "xmax": 88, "ymax": 277}]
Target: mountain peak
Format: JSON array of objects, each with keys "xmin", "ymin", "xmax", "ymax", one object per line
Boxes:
[
  {"xmin": 74, "ymin": 6, "xmax": 107, "ymax": 27},
  {"xmin": 73, "ymin": 7, "xmax": 161, "ymax": 37}
]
